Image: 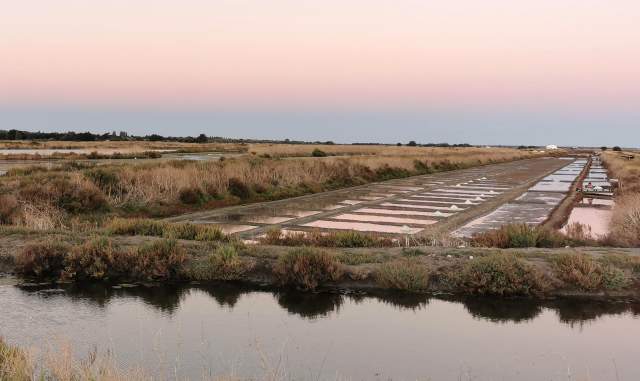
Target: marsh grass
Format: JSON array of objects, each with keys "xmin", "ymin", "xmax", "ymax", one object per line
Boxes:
[
  {"xmin": 273, "ymin": 247, "xmax": 343, "ymax": 290},
  {"xmin": 375, "ymin": 259, "xmax": 431, "ymax": 292},
  {"xmin": 191, "ymin": 244, "xmax": 252, "ymax": 281},
  {"xmin": 458, "ymin": 253, "xmax": 549, "ymax": 296},
  {"xmin": 1, "ymin": 147, "xmax": 544, "ymax": 225},
  {"xmin": 470, "ymin": 224, "xmax": 589, "ymax": 248},
  {"xmin": 261, "ymin": 228, "xmax": 395, "ymax": 248},
  {"xmin": 105, "ymin": 218, "xmax": 227, "ymax": 242},
  {"xmin": 553, "ymin": 252, "xmax": 629, "ymax": 291}
]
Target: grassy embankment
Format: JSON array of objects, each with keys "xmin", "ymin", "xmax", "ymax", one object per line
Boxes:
[
  {"xmin": 0, "ymin": 145, "xmax": 545, "ymax": 230},
  {"xmin": 2, "ymin": 227, "xmax": 639, "ymax": 298}
]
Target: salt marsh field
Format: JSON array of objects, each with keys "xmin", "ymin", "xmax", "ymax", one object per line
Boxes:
[{"xmin": 168, "ymin": 157, "xmax": 573, "ymax": 238}]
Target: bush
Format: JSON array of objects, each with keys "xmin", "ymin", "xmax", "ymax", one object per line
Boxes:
[
  {"xmin": 311, "ymin": 148, "xmax": 327, "ymax": 157},
  {"xmin": 375, "ymin": 260, "xmax": 430, "ymax": 292},
  {"xmin": 84, "ymin": 168, "xmax": 120, "ymax": 193},
  {"xmin": 134, "ymin": 239, "xmax": 188, "ymax": 281},
  {"xmin": 191, "ymin": 244, "xmax": 250, "ymax": 281},
  {"xmin": 106, "ymin": 218, "xmax": 228, "ymax": 242},
  {"xmin": 613, "ymin": 146, "xmax": 622, "ymax": 151},
  {"xmin": 227, "ymin": 177, "xmax": 251, "ymax": 199},
  {"xmin": 553, "ymin": 253, "xmax": 629, "ymax": 291},
  {"xmin": 609, "ymin": 195, "xmax": 640, "ymax": 246},
  {"xmin": 260, "ymin": 228, "xmax": 394, "ymax": 248},
  {"xmin": 274, "ymin": 248, "xmax": 343, "ymax": 290},
  {"xmin": 470, "ymin": 224, "xmax": 575, "ymax": 248},
  {"xmin": 459, "ymin": 253, "xmax": 548, "ymax": 296},
  {"xmin": 0, "ymin": 194, "xmax": 19, "ymax": 224},
  {"xmin": 64, "ymin": 237, "xmax": 130, "ymax": 280},
  {"xmin": 15, "ymin": 242, "xmax": 70, "ymax": 278},
  {"xmin": 179, "ymin": 187, "xmax": 206, "ymax": 205},
  {"xmin": 105, "ymin": 218, "xmax": 166, "ymax": 236}
]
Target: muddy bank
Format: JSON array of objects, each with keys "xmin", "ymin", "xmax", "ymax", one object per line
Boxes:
[{"xmin": 2, "ymin": 231, "xmax": 640, "ymax": 301}]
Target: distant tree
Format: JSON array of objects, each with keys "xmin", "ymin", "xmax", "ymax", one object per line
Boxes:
[
  {"xmin": 147, "ymin": 134, "xmax": 164, "ymax": 141},
  {"xmin": 613, "ymin": 146, "xmax": 622, "ymax": 151},
  {"xmin": 396, "ymin": 142, "xmax": 402, "ymax": 146},
  {"xmin": 195, "ymin": 133, "xmax": 208, "ymax": 143},
  {"xmin": 407, "ymin": 141, "xmax": 417, "ymax": 147},
  {"xmin": 601, "ymin": 146, "xmax": 607, "ymax": 151}
]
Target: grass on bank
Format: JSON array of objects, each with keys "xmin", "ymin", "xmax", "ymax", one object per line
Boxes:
[
  {"xmin": 469, "ymin": 223, "xmax": 596, "ymax": 249},
  {"xmin": 105, "ymin": 218, "xmax": 228, "ymax": 242},
  {"xmin": 260, "ymin": 228, "xmax": 396, "ymax": 248}
]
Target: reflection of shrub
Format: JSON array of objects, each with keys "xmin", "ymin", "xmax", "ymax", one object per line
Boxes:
[
  {"xmin": 16, "ymin": 242, "xmax": 70, "ymax": 278},
  {"xmin": 459, "ymin": 254, "xmax": 548, "ymax": 296},
  {"xmin": 274, "ymin": 248, "xmax": 343, "ymax": 290},
  {"xmin": 376, "ymin": 260, "xmax": 430, "ymax": 292}
]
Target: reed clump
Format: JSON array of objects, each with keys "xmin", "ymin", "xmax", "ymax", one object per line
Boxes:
[
  {"xmin": 273, "ymin": 247, "xmax": 343, "ymax": 290},
  {"xmin": 553, "ymin": 252, "xmax": 629, "ymax": 291},
  {"xmin": 375, "ymin": 259, "xmax": 431, "ymax": 292},
  {"xmin": 470, "ymin": 224, "xmax": 587, "ymax": 248},
  {"xmin": 261, "ymin": 228, "xmax": 395, "ymax": 248},
  {"xmin": 191, "ymin": 244, "xmax": 252, "ymax": 281},
  {"xmin": 457, "ymin": 253, "xmax": 549, "ymax": 296}
]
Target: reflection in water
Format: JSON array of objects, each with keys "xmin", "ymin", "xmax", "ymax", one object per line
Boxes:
[
  {"xmin": 16, "ymin": 282, "xmax": 640, "ymax": 325},
  {"xmin": 5, "ymin": 281, "xmax": 640, "ymax": 381}
]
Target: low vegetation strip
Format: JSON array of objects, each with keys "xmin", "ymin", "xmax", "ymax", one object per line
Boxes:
[{"xmin": 5, "ymin": 233, "xmax": 640, "ymax": 298}]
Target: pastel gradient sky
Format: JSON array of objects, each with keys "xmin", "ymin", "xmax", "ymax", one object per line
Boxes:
[{"xmin": 1, "ymin": 0, "xmax": 639, "ymax": 145}]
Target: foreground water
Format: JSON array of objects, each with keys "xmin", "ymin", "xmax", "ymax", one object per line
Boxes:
[{"xmin": 1, "ymin": 280, "xmax": 639, "ymax": 381}]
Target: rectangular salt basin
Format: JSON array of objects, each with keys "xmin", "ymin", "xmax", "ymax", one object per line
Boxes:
[
  {"xmin": 286, "ymin": 210, "xmax": 322, "ymax": 218},
  {"xmin": 380, "ymin": 202, "xmax": 465, "ymax": 211},
  {"xmin": 333, "ymin": 213, "xmax": 438, "ymax": 226},
  {"xmin": 454, "ymin": 185, "xmax": 510, "ymax": 191},
  {"xmin": 413, "ymin": 194, "xmax": 479, "ymax": 200},
  {"xmin": 439, "ymin": 189, "xmax": 502, "ymax": 195},
  {"xmin": 563, "ymin": 207, "xmax": 612, "ymax": 238},
  {"xmin": 194, "ymin": 223, "xmax": 257, "ymax": 234},
  {"xmin": 354, "ymin": 208, "xmax": 453, "ymax": 217},
  {"xmin": 401, "ymin": 198, "xmax": 479, "ymax": 205},
  {"xmin": 515, "ymin": 192, "xmax": 564, "ymax": 205},
  {"xmin": 244, "ymin": 216, "xmax": 294, "ymax": 224},
  {"xmin": 340, "ymin": 200, "xmax": 364, "ymax": 205},
  {"xmin": 302, "ymin": 220, "xmax": 423, "ymax": 234},
  {"xmin": 528, "ymin": 182, "xmax": 572, "ymax": 192}
]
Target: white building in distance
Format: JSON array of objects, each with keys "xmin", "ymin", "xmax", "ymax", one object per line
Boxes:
[{"xmin": 545, "ymin": 144, "xmax": 558, "ymax": 150}]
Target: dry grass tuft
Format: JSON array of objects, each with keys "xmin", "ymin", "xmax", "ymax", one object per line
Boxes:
[
  {"xmin": 470, "ymin": 224, "xmax": 581, "ymax": 248},
  {"xmin": 191, "ymin": 244, "xmax": 252, "ymax": 281},
  {"xmin": 375, "ymin": 259, "xmax": 430, "ymax": 292},
  {"xmin": 260, "ymin": 228, "xmax": 395, "ymax": 248},
  {"xmin": 609, "ymin": 194, "xmax": 640, "ymax": 247},
  {"xmin": 273, "ymin": 247, "xmax": 343, "ymax": 290},
  {"xmin": 458, "ymin": 253, "xmax": 549, "ymax": 296},
  {"xmin": 553, "ymin": 252, "xmax": 629, "ymax": 291}
]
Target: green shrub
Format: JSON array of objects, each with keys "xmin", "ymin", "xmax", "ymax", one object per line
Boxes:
[
  {"xmin": 63, "ymin": 237, "xmax": 130, "ymax": 280},
  {"xmin": 162, "ymin": 222, "xmax": 198, "ymax": 240},
  {"xmin": 459, "ymin": 253, "xmax": 548, "ymax": 296},
  {"xmin": 471, "ymin": 224, "xmax": 575, "ymax": 248},
  {"xmin": 260, "ymin": 228, "xmax": 393, "ymax": 248},
  {"xmin": 194, "ymin": 225, "xmax": 226, "ymax": 241},
  {"xmin": 228, "ymin": 177, "xmax": 251, "ymax": 199},
  {"xmin": 311, "ymin": 148, "xmax": 327, "ymax": 157},
  {"xmin": 134, "ymin": 239, "xmax": 187, "ymax": 281},
  {"xmin": 337, "ymin": 252, "xmax": 386, "ymax": 265},
  {"xmin": 192, "ymin": 244, "xmax": 250, "ymax": 281},
  {"xmin": 376, "ymin": 260, "xmax": 430, "ymax": 292},
  {"xmin": 274, "ymin": 248, "xmax": 343, "ymax": 290},
  {"xmin": 179, "ymin": 187, "xmax": 206, "ymax": 205},
  {"xmin": 0, "ymin": 195, "xmax": 19, "ymax": 224},
  {"xmin": 15, "ymin": 242, "xmax": 70, "ymax": 278},
  {"xmin": 553, "ymin": 253, "xmax": 629, "ymax": 291},
  {"xmin": 105, "ymin": 218, "xmax": 167, "ymax": 236}
]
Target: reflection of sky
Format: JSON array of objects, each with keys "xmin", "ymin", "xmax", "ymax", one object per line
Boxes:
[
  {"xmin": 1, "ymin": 284, "xmax": 640, "ymax": 380},
  {"xmin": 2, "ymin": 0, "xmax": 640, "ymax": 145}
]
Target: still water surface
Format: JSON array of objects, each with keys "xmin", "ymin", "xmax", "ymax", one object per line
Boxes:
[{"xmin": 1, "ymin": 279, "xmax": 639, "ymax": 380}]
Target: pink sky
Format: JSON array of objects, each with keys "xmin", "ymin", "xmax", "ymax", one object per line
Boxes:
[{"xmin": 1, "ymin": 0, "xmax": 639, "ymax": 110}]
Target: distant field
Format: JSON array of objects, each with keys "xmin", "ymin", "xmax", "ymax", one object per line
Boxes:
[
  {"xmin": 0, "ymin": 140, "xmax": 247, "ymax": 154},
  {"xmin": 0, "ymin": 144, "xmax": 551, "ymax": 230}
]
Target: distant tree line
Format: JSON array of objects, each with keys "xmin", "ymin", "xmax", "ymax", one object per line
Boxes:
[{"xmin": 0, "ymin": 129, "xmax": 340, "ymax": 145}]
